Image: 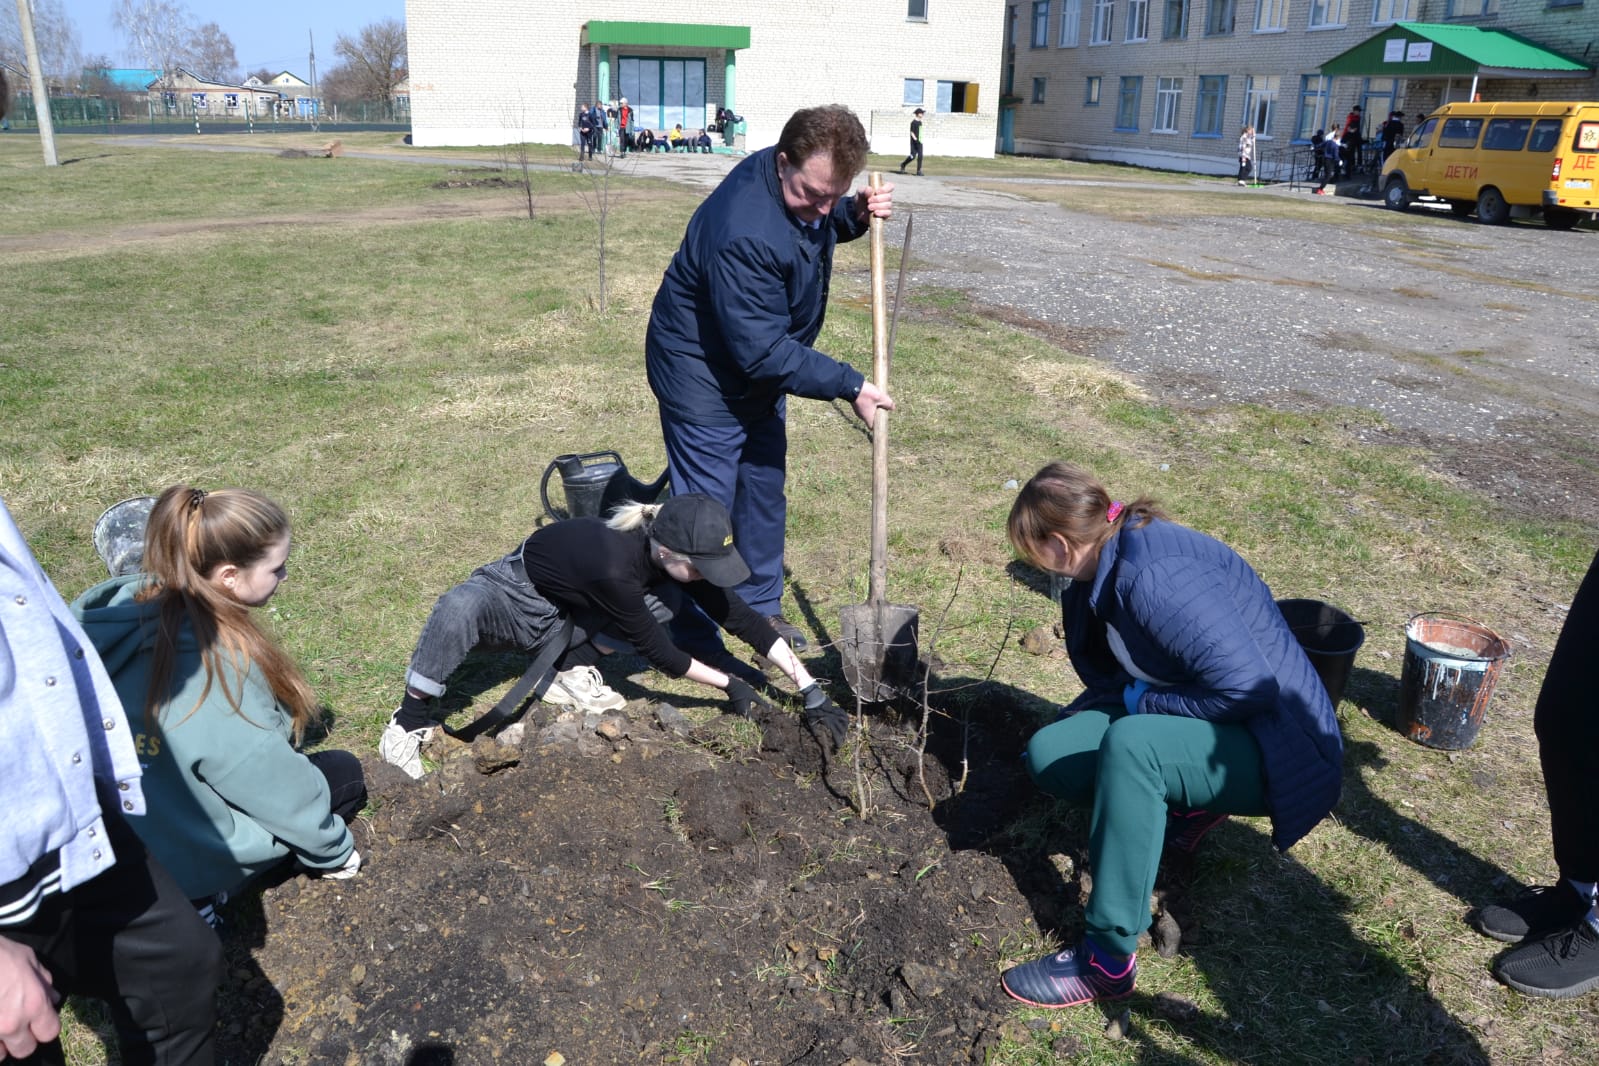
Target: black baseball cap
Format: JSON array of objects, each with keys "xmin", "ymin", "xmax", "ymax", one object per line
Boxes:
[
  {"xmin": 652, "ymin": 494, "xmax": 750, "ymax": 587},
  {"xmin": 914, "ymin": 108, "xmax": 925, "ymax": 115}
]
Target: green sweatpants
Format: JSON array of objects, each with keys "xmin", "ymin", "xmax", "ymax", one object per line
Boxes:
[{"xmin": 1025, "ymin": 708, "xmax": 1270, "ymax": 957}]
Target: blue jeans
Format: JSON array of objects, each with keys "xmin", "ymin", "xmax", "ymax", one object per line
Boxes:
[{"xmin": 658, "ymin": 410, "xmax": 788, "ymax": 650}]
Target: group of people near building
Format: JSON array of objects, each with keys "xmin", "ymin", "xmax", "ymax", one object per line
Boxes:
[{"xmin": 3, "ymin": 102, "xmax": 1594, "ymax": 1063}]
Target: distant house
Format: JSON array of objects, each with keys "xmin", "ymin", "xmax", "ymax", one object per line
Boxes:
[{"xmin": 148, "ymin": 68, "xmax": 283, "ymax": 118}]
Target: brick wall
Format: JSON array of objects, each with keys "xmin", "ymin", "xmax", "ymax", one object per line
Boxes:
[{"xmin": 404, "ymin": 0, "xmax": 1005, "ymax": 156}]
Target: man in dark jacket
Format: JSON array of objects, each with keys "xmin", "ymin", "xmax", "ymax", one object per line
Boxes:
[{"xmin": 645, "ymin": 104, "xmax": 895, "ymax": 660}]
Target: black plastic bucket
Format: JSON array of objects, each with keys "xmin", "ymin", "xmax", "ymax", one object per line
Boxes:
[
  {"xmin": 1277, "ymin": 598, "xmax": 1365, "ymax": 708},
  {"xmin": 1397, "ymin": 613, "xmax": 1511, "ymax": 750}
]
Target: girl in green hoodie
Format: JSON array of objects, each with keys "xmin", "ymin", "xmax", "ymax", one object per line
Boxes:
[{"xmin": 72, "ymin": 485, "xmax": 364, "ymax": 922}]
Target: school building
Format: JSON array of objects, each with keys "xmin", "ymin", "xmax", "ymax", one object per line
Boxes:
[
  {"xmin": 402, "ymin": 1, "xmax": 1005, "ymax": 158},
  {"xmin": 1001, "ymin": 0, "xmax": 1597, "ymax": 176}
]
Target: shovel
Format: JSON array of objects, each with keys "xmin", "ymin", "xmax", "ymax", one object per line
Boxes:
[{"xmin": 839, "ymin": 174, "xmax": 920, "ymax": 703}]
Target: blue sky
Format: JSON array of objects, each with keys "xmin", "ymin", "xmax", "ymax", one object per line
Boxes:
[{"xmin": 74, "ymin": 1, "xmax": 405, "ymax": 79}]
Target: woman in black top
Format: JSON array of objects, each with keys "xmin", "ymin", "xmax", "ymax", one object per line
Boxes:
[{"xmin": 380, "ymin": 494, "xmax": 845, "ymax": 777}]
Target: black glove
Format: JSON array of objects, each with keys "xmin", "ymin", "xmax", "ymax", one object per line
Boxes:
[
  {"xmin": 800, "ymin": 683, "xmax": 848, "ymax": 747},
  {"xmin": 725, "ymin": 676, "xmax": 765, "ymax": 718}
]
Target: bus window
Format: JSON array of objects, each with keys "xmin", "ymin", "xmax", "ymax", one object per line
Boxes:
[
  {"xmin": 1482, "ymin": 117, "xmax": 1531, "ymax": 151},
  {"xmin": 1407, "ymin": 117, "xmax": 1438, "ymax": 148},
  {"xmin": 1438, "ymin": 117, "xmax": 1483, "ymax": 149},
  {"xmin": 1576, "ymin": 121, "xmax": 1599, "ymax": 152},
  {"xmin": 1527, "ymin": 119, "xmax": 1562, "ymax": 153}
]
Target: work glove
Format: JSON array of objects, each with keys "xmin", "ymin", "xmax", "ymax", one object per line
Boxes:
[
  {"xmin": 724, "ymin": 676, "xmax": 766, "ymax": 718},
  {"xmin": 1122, "ymin": 679, "xmax": 1151, "ymax": 715},
  {"xmin": 800, "ymin": 683, "xmax": 849, "ymax": 747},
  {"xmin": 320, "ymin": 848, "xmax": 363, "ymax": 881}
]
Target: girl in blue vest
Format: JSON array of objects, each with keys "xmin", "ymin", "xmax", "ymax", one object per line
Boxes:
[{"xmin": 1000, "ymin": 462, "xmax": 1344, "ymax": 1007}]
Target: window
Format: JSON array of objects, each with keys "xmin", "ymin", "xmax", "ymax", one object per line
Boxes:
[
  {"xmin": 1116, "ymin": 76, "xmax": 1142, "ymax": 130},
  {"xmin": 1195, "ymin": 74, "xmax": 1226, "ymax": 135},
  {"xmin": 1091, "ymin": 0, "xmax": 1115, "ymax": 42},
  {"xmin": 619, "ymin": 56, "xmax": 707, "ymax": 131},
  {"xmin": 1126, "ymin": 0, "xmax": 1150, "ymax": 39},
  {"xmin": 1153, "ymin": 77, "xmax": 1182, "ymax": 131},
  {"xmin": 1296, "ymin": 75, "xmax": 1330, "ymax": 139},
  {"xmin": 1527, "ymin": 119, "xmax": 1562, "ymax": 153},
  {"xmin": 1438, "ymin": 116, "xmax": 1483, "ymax": 148},
  {"xmin": 1571, "ymin": 120, "xmax": 1598, "ymax": 151},
  {"xmin": 1254, "ymin": 0, "xmax": 1288, "ymax": 30},
  {"xmin": 1308, "ymin": 0, "xmax": 1348, "ymax": 27},
  {"xmin": 936, "ymin": 80, "xmax": 979, "ymax": 112},
  {"xmin": 908, "ymin": 0, "xmax": 929, "ymax": 18},
  {"xmin": 1482, "ymin": 118, "xmax": 1532, "ymax": 151},
  {"xmin": 1033, "ymin": 77, "xmax": 1048, "ymax": 103},
  {"xmin": 1243, "ymin": 75, "xmax": 1279, "ymax": 136},
  {"xmin": 1370, "ymin": 0, "xmax": 1413, "ymax": 22},
  {"xmin": 1444, "ymin": 0, "xmax": 1498, "ymax": 14},
  {"xmin": 1163, "ymin": 0, "xmax": 1189, "ymax": 37},
  {"xmin": 1008, "ymin": 4, "xmax": 1018, "ymax": 45},
  {"xmin": 1085, "ymin": 75, "xmax": 1102, "ymax": 105},
  {"xmin": 1033, "ymin": 1, "xmax": 1051, "ymax": 45},
  {"xmin": 1205, "ymin": 0, "xmax": 1235, "ymax": 35},
  {"xmin": 904, "ymin": 79, "xmax": 925, "ymax": 106},
  {"xmin": 1060, "ymin": 0, "xmax": 1082, "ymax": 45}
]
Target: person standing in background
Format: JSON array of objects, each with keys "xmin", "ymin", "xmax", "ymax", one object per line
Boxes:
[{"xmin": 898, "ymin": 107, "xmax": 925, "ymax": 176}]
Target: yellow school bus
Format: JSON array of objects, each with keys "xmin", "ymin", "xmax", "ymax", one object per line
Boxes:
[{"xmin": 1380, "ymin": 101, "xmax": 1599, "ymax": 229}]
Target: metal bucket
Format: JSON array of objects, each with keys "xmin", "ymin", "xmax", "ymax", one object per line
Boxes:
[
  {"xmin": 1277, "ymin": 598, "xmax": 1365, "ymax": 708},
  {"xmin": 1397, "ymin": 613, "xmax": 1511, "ymax": 750},
  {"xmin": 92, "ymin": 496, "xmax": 157, "ymax": 577}
]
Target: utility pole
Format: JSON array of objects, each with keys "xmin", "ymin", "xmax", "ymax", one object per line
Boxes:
[{"xmin": 15, "ymin": 0, "xmax": 58, "ymax": 165}]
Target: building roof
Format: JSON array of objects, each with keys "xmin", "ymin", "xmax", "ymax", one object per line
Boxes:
[
  {"xmin": 1320, "ymin": 22, "xmax": 1591, "ymax": 79},
  {"xmin": 580, "ymin": 21, "xmax": 750, "ymax": 50},
  {"xmin": 87, "ymin": 67, "xmax": 164, "ymax": 91}
]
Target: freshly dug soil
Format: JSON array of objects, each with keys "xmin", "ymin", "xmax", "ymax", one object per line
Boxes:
[{"xmin": 211, "ymin": 680, "xmax": 1095, "ymax": 1064}]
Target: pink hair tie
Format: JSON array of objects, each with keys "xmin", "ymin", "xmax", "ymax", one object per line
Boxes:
[{"xmin": 1106, "ymin": 501, "xmax": 1125, "ymax": 523}]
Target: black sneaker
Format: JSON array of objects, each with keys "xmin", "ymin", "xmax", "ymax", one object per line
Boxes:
[
  {"xmin": 1473, "ymin": 881, "xmax": 1592, "ymax": 944},
  {"xmin": 1493, "ymin": 918, "xmax": 1599, "ymax": 999},
  {"xmin": 767, "ymin": 614, "xmax": 809, "ymax": 651},
  {"xmin": 1000, "ymin": 938, "xmax": 1135, "ymax": 1008}
]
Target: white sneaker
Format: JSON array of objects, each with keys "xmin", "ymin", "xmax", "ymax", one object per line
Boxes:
[
  {"xmin": 379, "ymin": 711, "xmax": 434, "ymax": 779},
  {"xmin": 541, "ymin": 665, "xmax": 626, "ymax": 712}
]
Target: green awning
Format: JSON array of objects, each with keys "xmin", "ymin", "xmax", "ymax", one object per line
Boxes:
[
  {"xmin": 581, "ymin": 21, "xmax": 750, "ymax": 50},
  {"xmin": 1320, "ymin": 22, "xmax": 1590, "ymax": 79}
]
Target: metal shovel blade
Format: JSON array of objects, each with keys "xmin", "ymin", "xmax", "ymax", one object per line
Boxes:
[{"xmin": 838, "ymin": 601, "xmax": 921, "ymax": 704}]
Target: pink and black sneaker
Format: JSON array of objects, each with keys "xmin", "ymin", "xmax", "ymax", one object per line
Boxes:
[
  {"xmin": 1165, "ymin": 807, "xmax": 1230, "ymax": 854},
  {"xmin": 1001, "ymin": 938, "xmax": 1136, "ymax": 1008}
]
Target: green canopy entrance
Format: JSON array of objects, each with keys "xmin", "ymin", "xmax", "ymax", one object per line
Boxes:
[
  {"xmin": 1320, "ymin": 22, "xmax": 1589, "ymax": 81},
  {"xmin": 581, "ymin": 22, "xmax": 750, "ymax": 50}
]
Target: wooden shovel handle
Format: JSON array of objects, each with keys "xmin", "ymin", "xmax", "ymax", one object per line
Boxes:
[{"xmin": 868, "ymin": 172, "xmax": 889, "ymax": 607}]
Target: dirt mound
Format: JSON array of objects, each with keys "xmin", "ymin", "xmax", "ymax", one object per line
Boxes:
[{"xmin": 212, "ymin": 686, "xmax": 1066, "ymax": 1064}]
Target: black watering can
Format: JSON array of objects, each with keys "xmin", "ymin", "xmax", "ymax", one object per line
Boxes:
[{"xmin": 539, "ymin": 451, "xmax": 670, "ymax": 522}]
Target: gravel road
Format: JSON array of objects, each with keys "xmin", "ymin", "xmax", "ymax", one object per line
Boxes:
[{"xmin": 873, "ymin": 172, "xmax": 1599, "ymax": 529}]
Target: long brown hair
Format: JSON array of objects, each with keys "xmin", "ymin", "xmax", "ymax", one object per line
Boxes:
[
  {"xmin": 137, "ymin": 484, "xmax": 318, "ymax": 739},
  {"xmin": 1007, "ymin": 461, "xmax": 1164, "ymax": 572}
]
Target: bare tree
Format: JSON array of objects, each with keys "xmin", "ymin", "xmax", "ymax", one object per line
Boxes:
[
  {"xmin": 332, "ymin": 18, "xmax": 405, "ymax": 116},
  {"xmin": 0, "ymin": 0, "xmax": 80, "ymax": 85},
  {"xmin": 186, "ymin": 22, "xmax": 237, "ymax": 83},
  {"xmin": 112, "ymin": 0, "xmax": 194, "ymax": 89},
  {"xmin": 246, "ymin": 66, "xmax": 274, "ymax": 84}
]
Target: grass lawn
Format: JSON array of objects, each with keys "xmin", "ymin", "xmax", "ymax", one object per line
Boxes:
[{"xmin": 2, "ymin": 133, "xmax": 1594, "ymax": 1064}]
